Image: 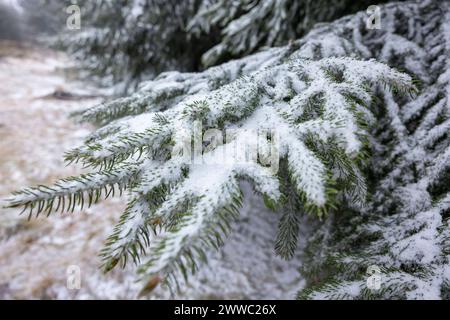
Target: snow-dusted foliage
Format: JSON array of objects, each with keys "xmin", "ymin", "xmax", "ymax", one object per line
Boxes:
[
  {"xmin": 0, "ymin": 1, "xmax": 23, "ymax": 40},
  {"xmin": 187, "ymin": 0, "xmax": 386, "ymax": 67},
  {"xmin": 59, "ymin": 0, "xmax": 390, "ymax": 89},
  {"xmin": 297, "ymin": 0, "xmax": 450, "ymax": 300},
  {"xmin": 6, "ymin": 0, "xmax": 449, "ymax": 300},
  {"xmin": 5, "ymin": 30, "xmax": 414, "ymax": 292},
  {"xmin": 59, "ymin": 0, "xmax": 204, "ymax": 91}
]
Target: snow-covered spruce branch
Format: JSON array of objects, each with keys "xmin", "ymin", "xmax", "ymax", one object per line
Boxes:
[
  {"xmin": 71, "ymin": 47, "xmax": 289, "ymax": 126},
  {"xmin": 188, "ymin": 0, "xmax": 381, "ymax": 67},
  {"xmin": 5, "ymin": 53, "xmax": 414, "ymax": 292},
  {"xmin": 297, "ymin": 0, "xmax": 450, "ymax": 300},
  {"xmin": 7, "ymin": 162, "xmax": 140, "ymax": 218}
]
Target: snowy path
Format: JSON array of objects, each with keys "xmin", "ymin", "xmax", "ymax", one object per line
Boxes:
[{"xmin": 0, "ymin": 42, "xmax": 304, "ymax": 299}]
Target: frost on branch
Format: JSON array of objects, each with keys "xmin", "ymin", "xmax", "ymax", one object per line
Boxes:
[
  {"xmin": 298, "ymin": 0, "xmax": 450, "ymax": 300},
  {"xmin": 5, "ymin": 39, "xmax": 414, "ymax": 292},
  {"xmin": 187, "ymin": 0, "xmax": 385, "ymax": 67}
]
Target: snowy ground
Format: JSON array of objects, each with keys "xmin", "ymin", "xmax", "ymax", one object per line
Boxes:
[{"xmin": 0, "ymin": 41, "xmax": 305, "ymax": 299}]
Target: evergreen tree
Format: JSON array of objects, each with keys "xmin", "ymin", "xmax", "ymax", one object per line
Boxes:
[
  {"xmin": 297, "ymin": 0, "xmax": 450, "ymax": 299},
  {"xmin": 188, "ymin": 0, "xmax": 392, "ymax": 67},
  {"xmin": 5, "ymin": 0, "xmax": 449, "ymax": 299},
  {"xmin": 58, "ymin": 0, "xmax": 207, "ymax": 92},
  {"xmin": 5, "ymin": 14, "xmax": 415, "ymax": 297}
]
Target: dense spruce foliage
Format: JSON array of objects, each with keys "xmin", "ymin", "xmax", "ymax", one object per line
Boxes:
[
  {"xmin": 5, "ymin": 0, "xmax": 449, "ymax": 299},
  {"xmin": 58, "ymin": 0, "xmax": 393, "ymax": 91}
]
